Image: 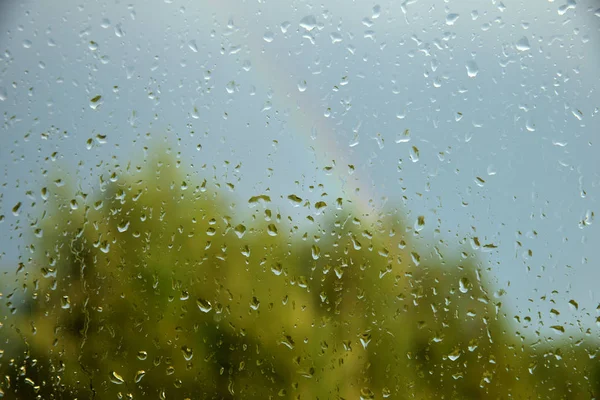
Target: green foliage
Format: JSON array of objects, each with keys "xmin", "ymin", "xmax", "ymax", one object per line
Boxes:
[{"xmin": 1, "ymin": 150, "xmax": 598, "ymax": 399}]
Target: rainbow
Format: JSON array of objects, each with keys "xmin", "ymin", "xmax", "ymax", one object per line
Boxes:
[{"xmin": 215, "ymin": 1, "xmax": 381, "ymax": 221}]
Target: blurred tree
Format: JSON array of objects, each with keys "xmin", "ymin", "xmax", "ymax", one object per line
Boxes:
[{"xmin": 0, "ymin": 149, "xmax": 597, "ymax": 399}]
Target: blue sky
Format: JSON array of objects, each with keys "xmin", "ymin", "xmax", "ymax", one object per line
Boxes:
[{"xmin": 1, "ymin": 0, "xmax": 599, "ymax": 337}]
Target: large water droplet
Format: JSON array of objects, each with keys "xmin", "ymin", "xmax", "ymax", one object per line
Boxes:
[
  {"xmin": 109, "ymin": 371, "xmax": 125, "ymax": 385},
  {"xmin": 299, "ymin": 15, "xmax": 317, "ymax": 31},
  {"xmin": 446, "ymin": 13, "xmax": 460, "ymax": 25},
  {"xmin": 263, "ymin": 30, "xmax": 274, "ymax": 42},
  {"xmin": 197, "ymin": 298, "xmax": 212, "ymax": 313},
  {"xmin": 516, "ymin": 36, "xmax": 530, "ymax": 51},
  {"xmin": 409, "ymin": 146, "xmax": 420, "ymax": 162},
  {"xmin": 134, "ymin": 370, "xmax": 146, "ymax": 383}
]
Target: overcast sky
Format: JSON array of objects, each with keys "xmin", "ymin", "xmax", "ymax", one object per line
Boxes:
[{"xmin": 1, "ymin": 0, "xmax": 599, "ymax": 336}]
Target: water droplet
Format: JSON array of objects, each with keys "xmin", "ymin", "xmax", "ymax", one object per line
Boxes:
[
  {"xmin": 0, "ymin": 87, "xmax": 7, "ymax": 101},
  {"xmin": 12, "ymin": 202, "xmax": 21, "ymax": 216},
  {"xmin": 550, "ymin": 325, "xmax": 565, "ymax": 334},
  {"xmin": 459, "ymin": 277, "xmax": 471, "ymax": 293},
  {"xmin": 117, "ymin": 221, "xmax": 130, "ymax": 233},
  {"xmin": 61, "ymin": 295, "xmax": 71, "ymax": 309},
  {"xmin": 250, "ymin": 296, "xmax": 260, "ymax": 310},
  {"xmin": 315, "ymin": 201, "xmax": 327, "ymax": 211},
  {"xmin": 299, "ymin": 15, "xmax": 317, "ymax": 31},
  {"xmin": 234, "ymin": 224, "xmax": 246, "ymax": 238},
  {"xmin": 414, "ymin": 216, "xmax": 425, "ymax": 232},
  {"xmin": 297, "ymin": 79, "xmax": 307, "ymax": 92},
  {"xmin": 411, "ymin": 252, "xmax": 420, "ymax": 266},
  {"xmin": 396, "ymin": 129, "xmax": 411, "ymax": 143},
  {"xmin": 280, "ymin": 335, "xmax": 295, "ymax": 349},
  {"xmin": 516, "ymin": 36, "xmax": 530, "ymax": 51},
  {"xmin": 188, "ymin": 40, "xmax": 198, "ymax": 52},
  {"xmin": 267, "ymin": 224, "xmax": 278, "ymax": 236},
  {"xmin": 197, "ymin": 298, "xmax": 212, "ymax": 313},
  {"xmin": 359, "ymin": 332, "xmax": 372, "ymax": 349},
  {"xmin": 114, "ymin": 23, "xmax": 124, "ymax": 37},
  {"xmin": 466, "ymin": 60, "xmax": 479, "ymax": 77},
  {"xmin": 525, "ymin": 119, "xmax": 535, "ymax": 132},
  {"xmin": 23, "ymin": 39, "xmax": 32, "ymax": 49},
  {"xmin": 330, "ymin": 32, "xmax": 342, "ymax": 44},
  {"xmin": 311, "ymin": 245, "xmax": 321, "ymax": 260},
  {"xmin": 187, "ymin": 106, "xmax": 200, "ymax": 121},
  {"xmin": 263, "ymin": 30, "xmax": 274, "ymax": 42},
  {"xmin": 134, "ymin": 370, "xmax": 146, "ymax": 383},
  {"xmin": 287, "ymin": 194, "xmax": 303, "ymax": 206},
  {"xmin": 409, "ymin": 146, "xmax": 420, "ymax": 162},
  {"xmin": 109, "ymin": 371, "xmax": 125, "ymax": 385},
  {"xmin": 181, "ymin": 345, "xmax": 193, "ymax": 361},
  {"xmin": 446, "ymin": 13, "xmax": 460, "ymax": 25},
  {"xmin": 137, "ymin": 351, "xmax": 147, "ymax": 360},
  {"xmin": 90, "ymin": 95, "xmax": 102, "ymax": 110},
  {"xmin": 372, "ymin": 5, "xmax": 381, "ymax": 19},
  {"xmin": 271, "ymin": 263, "xmax": 283, "ymax": 276},
  {"xmin": 382, "ymin": 387, "xmax": 391, "ymax": 398},
  {"xmin": 569, "ymin": 299, "xmax": 579, "ymax": 310},
  {"xmin": 360, "ymin": 387, "xmax": 375, "ymax": 400},
  {"xmin": 448, "ymin": 348, "xmax": 462, "ymax": 361},
  {"xmin": 280, "ymin": 21, "xmax": 291, "ymax": 33}
]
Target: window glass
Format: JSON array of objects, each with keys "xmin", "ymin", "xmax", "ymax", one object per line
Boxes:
[{"xmin": 1, "ymin": 1, "xmax": 599, "ymax": 398}]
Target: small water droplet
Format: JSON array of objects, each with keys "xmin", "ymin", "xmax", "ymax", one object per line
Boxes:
[
  {"xmin": 117, "ymin": 221, "xmax": 130, "ymax": 233},
  {"xmin": 359, "ymin": 332, "xmax": 372, "ymax": 349},
  {"xmin": 448, "ymin": 348, "xmax": 462, "ymax": 361},
  {"xmin": 188, "ymin": 40, "xmax": 198, "ymax": 52},
  {"xmin": 330, "ymin": 32, "xmax": 342, "ymax": 44},
  {"xmin": 12, "ymin": 202, "xmax": 21, "ymax": 216},
  {"xmin": 466, "ymin": 60, "xmax": 479, "ymax": 77},
  {"xmin": 414, "ymin": 216, "xmax": 425, "ymax": 232},
  {"xmin": 459, "ymin": 277, "xmax": 471, "ymax": 293},
  {"xmin": 297, "ymin": 79, "xmax": 307, "ymax": 92},
  {"xmin": 396, "ymin": 129, "xmax": 410, "ymax": 143},
  {"xmin": 271, "ymin": 263, "xmax": 283, "ymax": 276},
  {"xmin": 311, "ymin": 245, "xmax": 321, "ymax": 260},
  {"xmin": 234, "ymin": 224, "xmax": 246, "ymax": 238},
  {"xmin": 250, "ymin": 296, "xmax": 260, "ymax": 310},
  {"xmin": 280, "ymin": 21, "xmax": 291, "ymax": 33},
  {"xmin": 90, "ymin": 95, "xmax": 102, "ymax": 110},
  {"xmin": 61, "ymin": 295, "xmax": 71, "ymax": 309},
  {"xmin": 181, "ymin": 345, "xmax": 193, "ymax": 361},
  {"xmin": 280, "ymin": 335, "xmax": 295, "ymax": 349},
  {"xmin": 360, "ymin": 387, "xmax": 375, "ymax": 400},
  {"xmin": 137, "ymin": 351, "xmax": 148, "ymax": 360}
]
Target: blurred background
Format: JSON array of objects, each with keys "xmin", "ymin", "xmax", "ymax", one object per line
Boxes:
[{"xmin": 0, "ymin": 0, "xmax": 599, "ymax": 398}]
